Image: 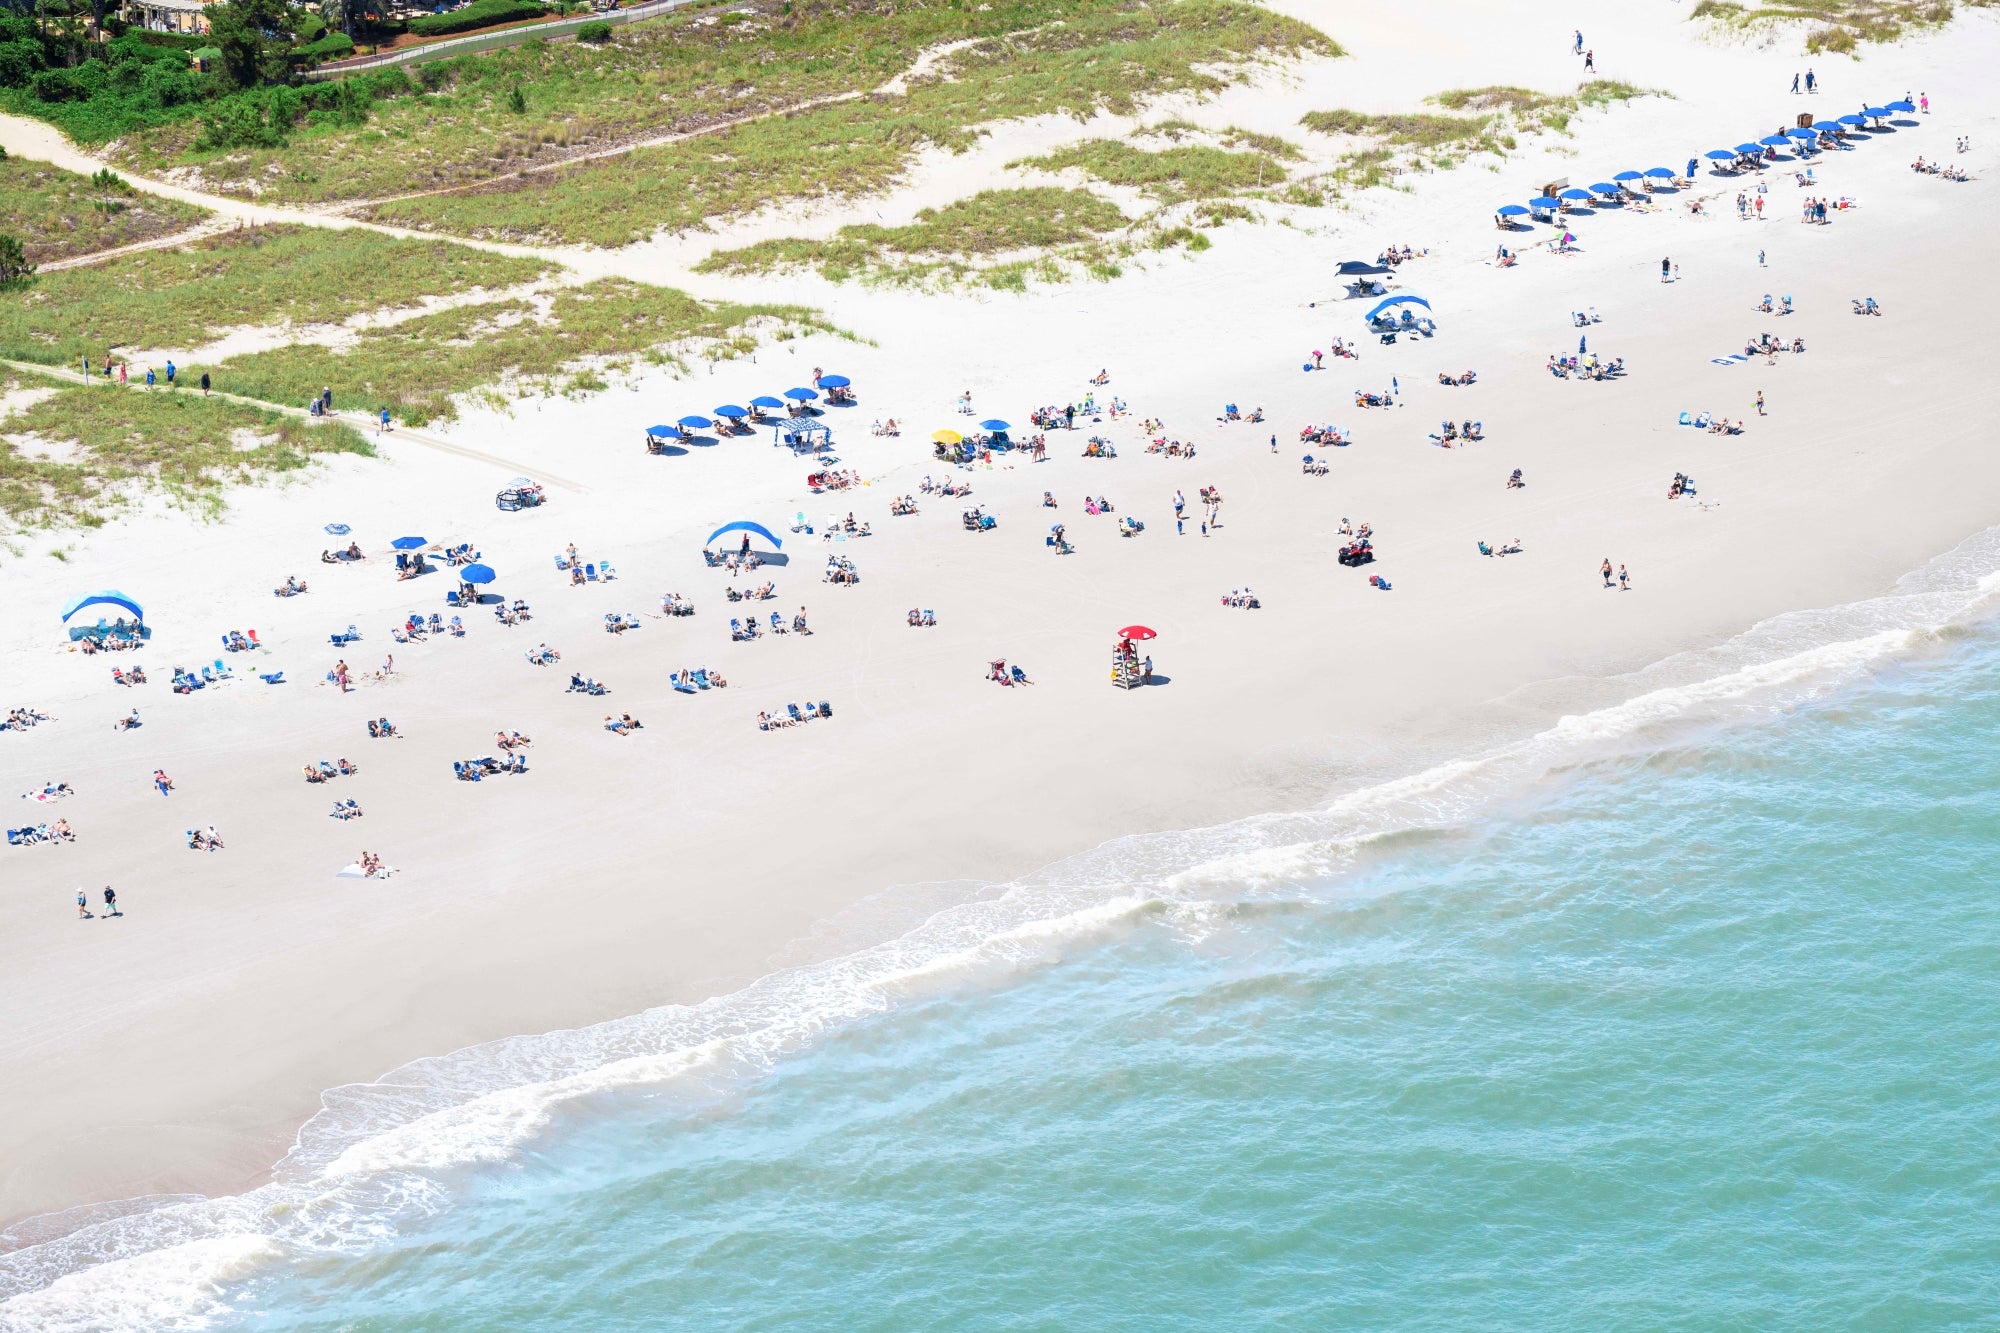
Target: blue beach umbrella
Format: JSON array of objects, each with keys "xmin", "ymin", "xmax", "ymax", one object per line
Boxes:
[
  {"xmin": 1589, "ymin": 183, "xmax": 1621, "ymax": 195},
  {"xmin": 1838, "ymin": 113, "xmax": 1867, "ymax": 125},
  {"xmin": 1886, "ymin": 99, "xmax": 1915, "ymax": 112},
  {"xmin": 1736, "ymin": 142, "xmax": 1764, "ymax": 154},
  {"xmin": 783, "ymin": 387, "xmax": 819, "ymax": 402},
  {"xmin": 1530, "ymin": 195, "xmax": 1560, "ymax": 207},
  {"xmin": 1363, "ymin": 294, "xmax": 1431, "ymax": 324},
  {"xmin": 390, "ymin": 536, "xmax": 427, "ymax": 550},
  {"xmin": 1558, "ymin": 187, "xmax": 1593, "ymax": 200},
  {"xmin": 1644, "ymin": 166, "xmax": 1675, "ymax": 178},
  {"xmin": 817, "ymin": 374, "xmax": 850, "ymax": 388},
  {"xmin": 676, "ymin": 414, "xmax": 713, "ymax": 429},
  {"xmin": 60, "ymin": 590, "xmax": 143, "ymax": 623},
  {"xmin": 459, "ymin": 563, "xmax": 496, "ymax": 585},
  {"xmin": 1864, "ymin": 106, "xmax": 1890, "ymax": 118},
  {"xmin": 1786, "ymin": 126, "xmax": 1816, "ymax": 140},
  {"xmin": 713, "ymin": 404, "xmax": 748, "ymax": 419},
  {"xmin": 1758, "ymin": 135, "xmax": 1789, "ymax": 147},
  {"xmin": 1496, "ymin": 203, "xmax": 1530, "ymax": 215},
  {"xmin": 1811, "ymin": 122, "xmax": 1840, "ymax": 134},
  {"xmin": 646, "ymin": 424, "xmax": 684, "ymax": 440},
  {"xmin": 1705, "ymin": 149, "xmax": 1736, "ymax": 160},
  {"xmin": 750, "ymin": 395, "xmax": 786, "ymax": 409},
  {"xmin": 323, "ymin": 522, "xmax": 350, "ymax": 536},
  {"xmin": 1612, "ymin": 170, "xmax": 1643, "ymax": 181},
  {"xmin": 705, "ymin": 520, "xmax": 783, "ymax": 550},
  {"xmin": 979, "ymin": 419, "xmax": 1011, "ymax": 432}
]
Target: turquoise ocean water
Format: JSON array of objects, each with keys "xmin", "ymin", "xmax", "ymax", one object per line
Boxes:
[{"xmin": 4, "ymin": 537, "xmax": 1999, "ymax": 1331}]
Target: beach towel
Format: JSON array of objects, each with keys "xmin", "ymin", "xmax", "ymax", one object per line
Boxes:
[{"xmin": 1710, "ymin": 353, "xmax": 1749, "ymax": 367}]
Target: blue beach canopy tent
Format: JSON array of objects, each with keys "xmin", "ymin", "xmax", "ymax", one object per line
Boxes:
[
  {"xmin": 713, "ymin": 405, "xmax": 749, "ymax": 419},
  {"xmin": 783, "ymin": 387, "xmax": 819, "ymax": 402},
  {"xmin": 774, "ymin": 417, "xmax": 833, "ymax": 453},
  {"xmin": 459, "ymin": 563, "xmax": 497, "ymax": 585},
  {"xmin": 61, "ymin": 590, "xmax": 142, "ymax": 623},
  {"xmin": 816, "ymin": 374, "xmax": 851, "ymax": 389},
  {"xmin": 1363, "ymin": 294, "xmax": 1433, "ymax": 335},
  {"xmin": 706, "ymin": 521, "xmax": 783, "ymax": 551},
  {"xmin": 390, "ymin": 536, "xmax": 427, "ymax": 550}
]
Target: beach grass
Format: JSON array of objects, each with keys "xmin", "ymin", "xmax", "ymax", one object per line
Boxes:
[
  {"xmin": 358, "ymin": 0, "xmax": 1334, "ymax": 247},
  {"xmin": 1689, "ymin": 0, "xmax": 1960, "ymax": 50},
  {"xmin": 0, "ymin": 225, "xmax": 552, "ymax": 368},
  {"xmin": 195, "ymin": 279, "xmax": 832, "ymax": 425},
  {"xmin": 1013, "ymin": 138, "xmax": 1288, "ymax": 200},
  {"xmin": 0, "ymin": 375, "xmax": 371, "ymax": 530},
  {"xmin": 0, "ymin": 159, "xmax": 210, "ymax": 267},
  {"xmin": 696, "ymin": 186, "xmax": 1134, "ymax": 287}
]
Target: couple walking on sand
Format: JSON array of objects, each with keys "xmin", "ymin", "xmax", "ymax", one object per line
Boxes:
[{"xmin": 1601, "ymin": 559, "xmax": 1631, "ymax": 590}]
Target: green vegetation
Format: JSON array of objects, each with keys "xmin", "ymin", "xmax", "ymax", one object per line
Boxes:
[
  {"xmin": 0, "ymin": 157, "xmax": 210, "ymax": 266},
  {"xmin": 697, "ymin": 187, "xmax": 1135, "ymax": 287},
  {"xmin": 0, "ymin": 374, "xmax": 371, "ymax": 529},
  {"xmin": 343, "ymin": 0, "xmax": 1332, "ymax": 245},
  {"xmin": 0, "ymin": 225, "xmax": 551, "ymax": 367},
  {"xmin": 409, "ymin": 0, "xmax": 547, "ymax": 38},
  {"xmin": 1297, "ymin": 82, "xmax": 1656, "ymax": 197},
  {"xmin": 1688, "ymin": 0, "xmax": 1962, "ymax": 51},
  {"xmin": 576, "ymin": 19, "xmax": 613, "ymax": 43},
  {"xmin": 1014, "ymin": 138, "xmax": 1287, "ymax": 200},
  {"xmin": 196, "ymin": 279, "xmax": 832, "ymax": 425}
]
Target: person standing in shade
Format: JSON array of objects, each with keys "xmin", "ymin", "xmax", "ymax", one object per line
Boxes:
[
  {"xmin": 1141, "ymin": 655, "xmax": 1153, "ymax": 684},
  {"xmin": 103, "ymin": 886, "xmax": 119, "ymax": 917},
  {"xmin": 78, "ymin": 889, "xmax": 93, "ymax": 920}
]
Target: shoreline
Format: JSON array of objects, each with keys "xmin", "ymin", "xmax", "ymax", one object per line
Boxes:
[{"xmin": 5, "ymin": 0, "xmax": 2000, "ymax": 1289}]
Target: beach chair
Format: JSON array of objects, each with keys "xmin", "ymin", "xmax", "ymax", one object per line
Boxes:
[
  {"xmin": 770, "ymin": 612, "xmax": 785, "ymax": 634},
  {"xmin": 585, "ymin": 563, "xmax": 598, "ymax": 581},
  {"xmin": 598, "ymin": 561, "xmax": 615, "ymax": 580},
  {"xmin": 446, "ymin": 590, "xmax": 461, "ymax": 607},
  {"xmin": 1678, "ymin": 411, "xmax": 1692, "ymax": 426},
  {"xmin": 213, "ymin": 658, "xmax": 231, "ymax": 675},
  {"xmin": 260, "ymin": 671, "xmax": 285, "ymax": 684},
  {"xmin": 787, "ymin": 703, "xmax": 805, "ymax": 724}
]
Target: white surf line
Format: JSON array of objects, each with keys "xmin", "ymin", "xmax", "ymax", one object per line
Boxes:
[{"xmin": 0, "ymin": 359, "xmax": 589, "ymax": 493}]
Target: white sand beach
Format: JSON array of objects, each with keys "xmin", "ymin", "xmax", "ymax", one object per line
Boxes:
[{"xmin": 4, "ymin": 0, "xmax": 2000, "ymax": 1240}]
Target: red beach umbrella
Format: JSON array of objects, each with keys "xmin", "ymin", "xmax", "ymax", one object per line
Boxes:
[{"xmin": 1118, "ymin": 625, "xmax": 1158, "ymax": 640}]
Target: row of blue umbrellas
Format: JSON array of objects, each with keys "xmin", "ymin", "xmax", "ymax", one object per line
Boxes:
[
  {"xmin": 1498, "ymin": 99, "xmax": 1912, "ymax": 217},
  {"xmin": 654, "ymin": 377, "xmax": 851, "ymax": 442}
]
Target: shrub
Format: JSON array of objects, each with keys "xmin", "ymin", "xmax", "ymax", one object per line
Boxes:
[
  {"xmin": 576, "ymin": 18, "xmax": 611, "ymax": 42},
  {"xmin": 296, "ymin": 32, "xmax": 356, "ymax": 61},
  {"xmin": 0, "ymin": 39, "xmax": 41, "ymax": 89},
  {"xmin": 31, "ymin": 68, "xmax": 85, "ymax": 103},
  {"xmin": 407, "ymin": 0, "xmax": 546, "ymax": 39},
  {"xmin": 0, "ymin": 233, "xmax": 34, "ymax": 285}
]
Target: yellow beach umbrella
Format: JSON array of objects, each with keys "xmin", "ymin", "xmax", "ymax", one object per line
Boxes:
[{"xmin": 932, "ymin": 429, "xmax": 962, "ymax": 445}]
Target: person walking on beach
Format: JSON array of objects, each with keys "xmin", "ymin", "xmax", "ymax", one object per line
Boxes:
[
  {"xmin": 1064, "ymin": 404, "xmax": 1075, "ymax": 429},
  {"xmin": 1805, "ymin": 67, "xmax": 1815, "ymax": 92},
  {"xmin": 1312, "ymin": 349, "xmax": 1323, "ymax": 369},
  {"xmin": 1619, "ymin": 564, "xmax": 1631, "ymax": 591},
  {"xmin": 1601, "ymin": 558, "xmax": 1614, "ymax": 588},
  {"xmin": 1573, "ymin": 28, "xmax": 1583, "ymax": 53},
  {"xmin": 1758, "ymin": 248, "xmax": 1767, "ymax": 267},
  {"xmin": 1920, "ymin": 92, "xmax": 1929, "ymax": 114},
  {"xmin": 1391, "ymin": 375, "xmax": 1400, "ymax": 397},
  {"xmin": 378, "ymin": 407, "xmax": 391, "ymax": 435},
  {"xmin": 1583, "ymin": 48, "xmax": 1594, "ymax": 72},
  {"xmin": 77, "ymin": 889, "xmax": 93, "ymax": 920},
  {"xmin": 1173, "ymin": 490, "xmax": 1185, "ymax": 523},
  {"xmin": 103, "ymin": 886, "xmax": 119, "ymax": 918},
  {"xmin": 1791, "ymin": 72, "xmax": 1800, "ymax": 94},
  {"xmin": 1756, "ymin": 389, "xmax": 1766, "ymax": 416},
  {"xmin": 1662, "ymin": 256, "xmax": 1671, "ymax": 283}
]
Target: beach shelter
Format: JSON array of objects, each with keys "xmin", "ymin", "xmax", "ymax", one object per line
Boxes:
[
  {"xmin": 645, "ymin": 424, "xmax": 685, "ymax": 445},
  {"xmin": 932, "ymin": 428, "xmax": 963, "ymax": 444},
  {"xmin": 1837, "ymin": 113, "xmax": 1867, "ymax": 126},
  {"xmin": 1529, "ymin": 195, "xmax": 1559, "ymax": 207},
  {"xmin": 1644, "ymin": 166, "xmax": 1675, "ymax": 178},
  {"xmin": 1811, "ymin": 122, "xmax": 1841, "ymax": 135},
  {"xmin": 60, "ymin": 590, "xmax": 142, "ymax": 623},
  {"xmin": 391, "ymin": 536, "xmax": 427, "ymax": 550},
  {"xmin": 1612, "ymin": 170, "xmax": 1643, "ymax": 181},
  {"xmin": 705, "ymin": 520, "xmax": 783, "ymax": 551},
  {"xmin": 677, "ymin": 414, "xmax": 714, "ymax": 430},
  {"xmin": 1704, "ymin": 149, "xmax": 1736, "ymax": 161},
  {"xmin": 1588, "ymin": 182, "xmax": 1622, "ymax": 196},
  {"xmin": 1335, "ymin": 259, "xmax": 1392, "ymax": 275},
  {"xmin": 323, "ymin": 523, "xmax": 350, "ymax": 536},
  {"xmin": 1786, "ymin": 126, "xmax": 1816, "ymax": 140},
  {"xmin": 1758, "ymin": 135, "xmax": 1789, "ymax": 148},
  {"xmin": 1363, "ymin": 294, "xmax": 1432, "ymax": 326},
  {"xmin": 1736, "ymin": 142, "xmax": 1764, "ymax": 155},
  {"xmin": 713, "ymin": 405, "xmax": 749, "ymax": 420},
  {"xmin": 1558, "ymin": 187, "xmax": 1592, "ymax": 201},
  {"xmin": 1864, "ymin": 106, "xmax": 1890, "ymax": 119},
  {"xmin": 1118, "ymin": 625, "xmax": 1157, "ymax": 641},
  {"xmin": 783, "ymin": 387, "xmax": 819, "ymax": 403},
  {"xmin": 979, "ymin": 419, "xmax": 1011, "ymax": 432},
  {"xmin": 817, "ymin": 374, "xmax": 851, "ymax": 389},
  {"xmin": 749, "ymin": 395, "xmax": 787, "ymax": 410},
  {"xmin": 459, "ymin": 563, "xmax": 497, "ymax": 585},
  {"xmin": 1496, "ymin": 203, "xmax": 1530, "ymax": 216},
  {"xmin": 1886, "ymin": 99, "xmax": 1915, "ymax": 112}
]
